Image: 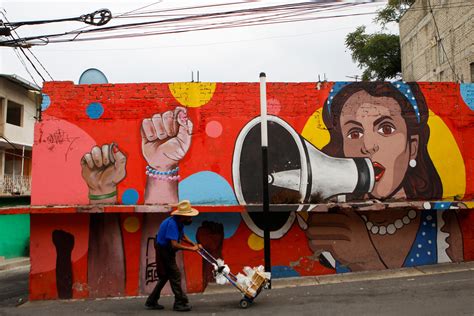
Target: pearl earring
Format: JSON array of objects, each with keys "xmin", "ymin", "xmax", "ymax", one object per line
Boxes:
[{"xmin": 409, "ymin": 159, "xmax": 417, "ymax": 168}]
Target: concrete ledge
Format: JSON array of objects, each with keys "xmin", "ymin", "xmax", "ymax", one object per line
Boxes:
[
  {"xmin": 0, "ymin": 257, "xmax": 30, "ymax": 271},
  {"xmin": 202, "ymin": 261, "xmax": 474, "ymax": 295}
]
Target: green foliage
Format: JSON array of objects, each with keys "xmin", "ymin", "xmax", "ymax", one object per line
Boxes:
[
  {"xmin": 375, "ymin": 0, "xmax": 416, "ymax": 26},
  {"xmin": 345, "ymin": 26, "xmax": 401, "ymax": 81},
  {"xmin": 344, "ymin": 0, "xmax": 415, "ymax": 81}
]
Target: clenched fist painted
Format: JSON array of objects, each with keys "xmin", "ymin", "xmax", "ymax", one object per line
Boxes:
[
  {"xmin": 81, "ymin": 143, "xmax": 127, "ymax": 201},
  {"xmin": 141, "ymin": 107, "xmax": 193, "ymax": 171}
]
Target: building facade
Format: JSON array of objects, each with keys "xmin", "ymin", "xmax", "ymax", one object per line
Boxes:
[
  {"xmin": 0, "ymin": 74, "xmax": 40, "ymax": 196},
  {"xmin": 399, "ymin": 0, "xmax": 473, "ymax": 82},
  {"xmin": 14, "ymin": 80, "xmax": 474, "ymax": 300}
]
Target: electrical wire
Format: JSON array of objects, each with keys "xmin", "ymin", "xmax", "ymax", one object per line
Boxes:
[
  {"xmin": 17, "ymin": 47, "xmax": 46, "ymax": 82},
  {"xmin": 24, "ymin": 48, "xmax": 54, "ymax": 81},
  {"xmin": 403, "ymin": 1, "xmax": 472, "ymax": 11},
  {"xmin": 0, "ymin": 1, "xmax": 378, "ymax": 47},
  {"xmin": 41, "ymin": 11, "xmax": 378, "ymax": 44},
  {"xmin": 11, "ymin": 47, "xmax": 40, "ymax": 86},
  {"xmin": 427, "ymin": 0, "xmax": 462, "ymax": 82},
  {"xmin": 0, "ymin": 150, "xmax": 32, "ymax": 160},
  {"xmin": 40, "ymin": 25, "xmax": 356, "ymax": 52},
  {"xmin": 1, "ymin": 11, "xmax": 50, "ymax": 82}
]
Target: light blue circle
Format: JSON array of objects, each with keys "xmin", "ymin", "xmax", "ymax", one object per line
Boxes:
[
  {"xmin": 432, "ymin": 202, "xmax": 451, "ymax": 210},
  {"xmin": 179, "ymin": 171, "xmax": 241, "ymax": 243},
  {"xmin": 460, "ymin": 84, "xmax": 474, "ymax": 110},
  {"xmin": 271, "ymin": 266, "xmax": 300, "ymax": 278},
  {"xmin": 41, "ymin": 93, "xmax": 51, "ymax": 111},
  {"xmin": 183, "ymin": 212, "xmax": 241, "ymax": 244},
  {"xmin": 86, "ymin": 102, "xmax": 104, "ymax": 119},
  {"xmin": 79, "ymin": 68, "xmax": 108, "ymax": 84},
  {"xmin": 122, "ymin": 189, "xmax": 139, "ymax": 205},
  {"xmin": 178, "ymin": 171, "xmax": 239, "ymax": 205}
]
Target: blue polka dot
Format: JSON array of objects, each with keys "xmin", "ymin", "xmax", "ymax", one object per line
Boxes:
[
  {"xmin": 271, "ymin": 266, "xmax": 300, "ymax": 278},
  {"xmin": 41, "ymin": 93, "xmax": 51, "ymax": 111},
  {"xmin": 86, "ymin": 102, "xmax": 104, "ymax": 119},
  {"xmin": 403, "ymin": 210, "xmax": 437, "ymax": 267},
  {"xmin": 460, "ymin": 84, "xmax": 474, "ymax": 110},
  {"xmin": 122, "ymin": 189, "xmax": 139, "ymax": 205}
]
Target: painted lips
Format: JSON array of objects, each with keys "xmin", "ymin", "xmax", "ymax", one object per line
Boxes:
[{"xmin": 373, "ymin": 162, "xmax": 385, "ymax": 182}]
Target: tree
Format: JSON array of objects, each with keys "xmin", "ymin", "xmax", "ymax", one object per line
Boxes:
[
  {"xmin": 345, "ymin": 26, "xmax": 401, "ymax": 81},
  {"xmin": 345, "ymin": 0, "xmax": 414, "ymax": 81},
  {"xmin": 375, "ymin": 0, "xmax": 416, "ymax": 26}
]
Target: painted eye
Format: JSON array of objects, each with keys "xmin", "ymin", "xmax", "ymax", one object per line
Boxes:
[
  {"xmin": 378, "ymin": 124, "xmax": 395, "ymax": 135},
  {"xmin": 348, "ymin": 131, "xmax": 363, "ymax": 139}
]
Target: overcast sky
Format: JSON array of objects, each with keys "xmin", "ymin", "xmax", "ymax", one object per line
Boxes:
[{"xmin": 0, "ymin": 0, "xmax": 397, "ymax": 85}]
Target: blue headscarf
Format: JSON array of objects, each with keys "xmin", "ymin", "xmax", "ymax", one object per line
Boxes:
[{"xmin": 325, "ymin": 81, "xmax": 421, "ymax": 123}]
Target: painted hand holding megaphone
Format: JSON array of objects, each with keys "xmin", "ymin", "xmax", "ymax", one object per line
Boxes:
[{"xmin": 233, "ymin": 82, "xmax": 463, "ymax": 271}]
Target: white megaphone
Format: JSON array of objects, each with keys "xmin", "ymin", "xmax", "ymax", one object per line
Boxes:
[{"xmin": 232, "ymin": 115, "xmax": 375, "ymax": 206}]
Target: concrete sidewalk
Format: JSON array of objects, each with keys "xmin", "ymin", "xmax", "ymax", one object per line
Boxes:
[
  {"xmin": 2, "ymin": 262, "xmax": 472, "ymax": 316},
  {"xmin": 0, "ymin": 257, "xmax": 29, "ymax": 271}
]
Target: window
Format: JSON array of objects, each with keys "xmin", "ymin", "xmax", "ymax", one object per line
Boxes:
[
  {"xmin": 437, "ymin": 42, "xmax": 445, "ymax": 64},
  {"xmin": 0, "ymin": 97, "xmax": 4, "ymax": 123},
  {"xmin": 470, "ymin": 62, "xmax": 474, "ymax": 83},
  {"xmin": 4, "ymin": 149, "xmax": 22, "ymax": 176},
  {"xmin": 6, "ymin": 100, "xmax": 22, "ymax": 126}
]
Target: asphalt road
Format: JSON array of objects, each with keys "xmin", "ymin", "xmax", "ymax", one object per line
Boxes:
[
  {"xmin": 0, "ymin": 267, "xmax": 473, "ymax": 316},
  {"xmin": 0, "ymin": 266, "xmax": 29, "ymax": 309}
]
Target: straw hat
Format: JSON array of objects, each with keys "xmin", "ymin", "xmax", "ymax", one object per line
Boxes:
[{"xmin": 171, "ymin": 200, "xmax": 199, "ymax": 216}]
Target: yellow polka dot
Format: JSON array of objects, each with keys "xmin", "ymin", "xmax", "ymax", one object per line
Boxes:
[
  {"xmin": 248, "ymin": 233, "xmax": 264, "ymax": 251},
  {"xmin": 301, "ymin": 108, "xmax": 330, "ymax": 150},
  {"xmin": 427, "ymin": 110, "xmax": 466, "ymax": 199},
  {"xmin": 463, "ymin": 202, "xmax": 474, "ymax": 208},
  {"xmin": 124, "ymin": 216, "xmax": 140, "ymax": 233},
  {"xmin": 168, "ymin": 82, "xmax": 216, "ymax": 108}
]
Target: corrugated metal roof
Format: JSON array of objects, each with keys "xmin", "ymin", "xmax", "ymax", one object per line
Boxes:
[{"xmin": 0, "ymin": 74, "xmax": 41, "ymax": 91}]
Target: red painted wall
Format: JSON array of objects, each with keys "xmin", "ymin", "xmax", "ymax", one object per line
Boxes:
[{"xmin": 28, "ymin": 81, "xmax": 474, "ymax": 300}]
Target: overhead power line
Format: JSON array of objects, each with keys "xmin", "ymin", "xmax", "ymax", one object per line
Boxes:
[
  {"xmin": 427, "ymin": 0, "xmax": 462, "ymax": 82},
  {"xmin": 0, "ymin": 1, "xmax": 381, "ymax": 47},
  {"xmin": 1, "ymin": 10, "xmax": 53, "ymax": 82},
  {"xmin": 3, "ymin": 8, "xmax": 112, "ymax": 29}
]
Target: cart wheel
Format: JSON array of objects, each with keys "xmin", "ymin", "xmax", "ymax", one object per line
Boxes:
[{"xmin": 240, "ymin": 299, "xmax": 249, "ymax": 309}]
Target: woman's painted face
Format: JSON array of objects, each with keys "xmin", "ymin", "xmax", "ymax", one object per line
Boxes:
[{"xmin": 339, "ymin": 90, "xmax": 418, "ymax": 199}]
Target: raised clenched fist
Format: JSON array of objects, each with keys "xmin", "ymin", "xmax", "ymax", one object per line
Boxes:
[
  {"xmin": 141, "ymin": 107, "xmax": 193, "ymax": 171},
  {"xmin": 81, "ymin": 143, "xmax": 127, "ymax": 200}
]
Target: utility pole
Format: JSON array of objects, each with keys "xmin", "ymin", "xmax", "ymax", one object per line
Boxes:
[{"xmin": 259, "ymin": 72, "xmax": 271, "ymax": 289}]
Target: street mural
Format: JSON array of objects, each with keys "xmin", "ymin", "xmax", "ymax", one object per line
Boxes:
[
  {"xmin": 305, "ymin": 82, "xmax": 464, "ymax": 271},
  {"xmin": 28, "ymin": 81, "xmax": 474, "ymax": 299}
]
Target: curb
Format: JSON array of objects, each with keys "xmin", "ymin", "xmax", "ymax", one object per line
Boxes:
[
  {"xmin": 0, "ymin": 257, "xmax": 30, "ymax": 271},
  {"xmin": 201, "ymin": 261, "xmax": 474, "ymax": 295}
]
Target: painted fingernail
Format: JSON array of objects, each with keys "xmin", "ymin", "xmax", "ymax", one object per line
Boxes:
[
  {"xmin": 178, "ymin": 111, "xmax": 187, "ymax": 122},
  {"xmin": 113, "ymin": 145, "xmax": 119, "ymax": 153}
]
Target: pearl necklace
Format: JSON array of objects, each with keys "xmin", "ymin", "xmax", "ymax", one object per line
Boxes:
[{"xmin": 361, "ymin": 210, "xmax": 417, "ymax": 236}]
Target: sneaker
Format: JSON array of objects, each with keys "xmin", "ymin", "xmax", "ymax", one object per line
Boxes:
[
  {"xmin": 173, "ymin": 304, "xmax": 192, "ymax": 312},
  {"xmin": 145, "ymin": 302, "xmax": 164, "ymax": 310}
]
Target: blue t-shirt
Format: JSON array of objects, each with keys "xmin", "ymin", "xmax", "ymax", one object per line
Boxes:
[{"xmin": 156, "ymin": 216, "xmax": 184, "ymax": 248}]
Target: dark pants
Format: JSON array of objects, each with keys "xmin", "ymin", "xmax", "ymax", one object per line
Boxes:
[{"xmin": 146, "ymin": 244, "xmax": 188, "ymax": 306}]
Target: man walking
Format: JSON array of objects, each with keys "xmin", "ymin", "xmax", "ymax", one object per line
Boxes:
[{"xmin": 145, "ymin": 200, "xmax": 201, "ymax": 312}]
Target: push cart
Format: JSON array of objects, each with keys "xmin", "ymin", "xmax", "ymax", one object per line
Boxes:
[{"xmin": 198, "ymin": 248, "xmax": 269, "ymax": 309}]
